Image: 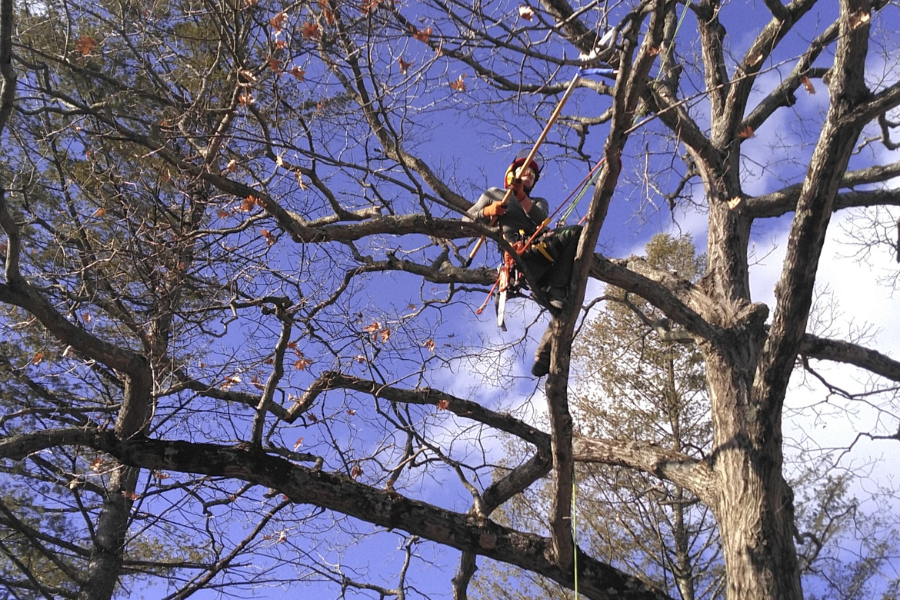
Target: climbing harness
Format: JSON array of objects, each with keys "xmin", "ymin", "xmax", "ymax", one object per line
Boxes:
[{"xmin": 475, "ymin": 157, "xmax": 606, "ymax": 328}]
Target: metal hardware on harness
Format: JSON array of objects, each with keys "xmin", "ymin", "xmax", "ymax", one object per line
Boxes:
[
  {"xmin": 534, "ymin": 242, "xmax": 555, "ymax": 263},
  {"xmin": 475, "ymin": 242, "xmax": 525, "ymax": 329}
]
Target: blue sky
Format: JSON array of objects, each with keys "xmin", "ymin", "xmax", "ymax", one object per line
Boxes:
[{"xmin": 7, "ymin": 0, "xmax": 899, "ymax": 598}]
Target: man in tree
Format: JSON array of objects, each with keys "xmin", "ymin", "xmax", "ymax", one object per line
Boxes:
[{"xmin": 466, "ymin": 152, "xmax": 582, "ymax": 377}]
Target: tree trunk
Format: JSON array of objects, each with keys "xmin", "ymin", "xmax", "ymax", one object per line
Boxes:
[
  {"xmin": 667, "ymin": 353, "xmax": 696, "ymax": 600},
  {"xmin": 670, "ymin": 485, "xmax": 696, "ymax": 600},
  {"xmin": 704, "ymin": 346, "xmax": 803, "ymax": 600},
  {"xmin": 78, "ymin": 372, "xmax": 152, "ymax": 600},
  {"xmin": 79, "ymin": 464, "xmax": 142, "ymax": 600},
  {"xmin": 702, "ymin": 4, "xmax": 873, "ymax": 598}
]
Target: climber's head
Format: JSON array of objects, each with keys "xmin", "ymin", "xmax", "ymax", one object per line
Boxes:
[{"xmin": 504, "ymin": 150, "xmax": 543, "ymax": 193}]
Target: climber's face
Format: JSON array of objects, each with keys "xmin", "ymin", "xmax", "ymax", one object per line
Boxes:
[{"xmin": 516, "ymin": 166, "xmax": 536, "ymax": 189}]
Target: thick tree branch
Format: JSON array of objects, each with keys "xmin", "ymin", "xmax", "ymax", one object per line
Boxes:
[
  {"xmin": 250, "ymin": 301, "xmax": 292, "ymax": 448},
  {"xmin": 0, "ymin": 0, "xmax": 18, "ymax": 285},
  {"xmin": 845, "ymin": 78, "xmax": 900, "ymax": 128},
  {"xmin": 647, "ymin": 83, "xmax": 721, "ymax": 174},
  {"xmin": 246, "ymin": 193, "xmax": 479, "ymax": 244},
  {"xmin": 720, "ymin": 0, "xmax": 818, "ymax": 146},
  {"xmin": 300, "ymin": 373, "xmax": 556, "ymax": 600},
  {"xmin": 692, "ymin": 0, "xmax": 729, "ymax": 120},
  {"xmin": 0, "ymin": 282, "xmax": 147, "ymax": 377},
  {"xmin": 543, "ymin": 0, "xmax": 668, "ymax": 574},
  {"xmin": 590, "ymin": 254, "xmax": 734, "ymax": 343},
  {"xmin": 346, "ymin": 255, "xmax": 496, "ymax": 285},
  {"xmin": 0, "ymin": 0, "xmax": 13, "ymax": 137},
  {"xmin": 763, "ymin": 0, "xmax": 790, "ymax": 20},
  {"xmin": 573, "ymin": 437, "xmax": 715, "ymax": 506},
  {"xmin": 0, "ymin": 429, "xmax": 674, "ymax": 600},
  {"xmin": 539, "ymin": 0, "xmax": 599, "ymax": 54},
  {"xmin": 800, "ymin": 333, "xmax": 900, "ymax": 383},
  {"xmin": 755, "ymin": 0, "xmax": 873, "ymax": 412},
  {"xmin": 747, "ymin": 161, "xmax": 900, "ymax": 218},
  {"xmin": 743, "ymin": 21, "xmax": 839, "ymax": 134}
]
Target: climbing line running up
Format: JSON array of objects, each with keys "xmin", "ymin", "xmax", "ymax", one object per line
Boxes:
[
  {"xmin": 559, "ymin": 158, "xmax": 606, "ymax": 227},
  {"xmin": 573, "ymin": 476, "xmax": 580, "ymax": 599},
  {"xmin": 519, "ymin": 156, "xmax": 607, "ymax": 254}
]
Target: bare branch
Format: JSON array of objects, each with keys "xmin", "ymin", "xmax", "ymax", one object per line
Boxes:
[
  {"xmin": 297, "ymin": 372, "xmax": 551, "ymax": 449},
  {"xmin": 1, "ymin": 428, "xmax": 676, "ymax": 600},
  {"xmin": 453, "ymin": 451, "xmax": 553, "ymax": 600},
  {"xmin": 748, "ymin": 161, "xmax": 900, "ymax": 218},
  {"xmin": 800, "ymin": 333, "xmax": 900, "ymax": 383},
  {"xmin": 573, "ymin": 437, "xmax": 715, "ymax": 506}
]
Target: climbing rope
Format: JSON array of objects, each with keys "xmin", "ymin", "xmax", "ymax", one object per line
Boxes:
[
  {"xmin": 523, "ymin": 156, "xmax": 606, "ymax": 250},
  {"xmin": 655, "ymin": 2, "xmax": 689, "ymax": 84},
  {"xmin": 558, "ymin": 158, "xmax": 605, "ymax": 226},
  {"xmin": 573, "ymin": 476, "xmax": 580, "ymax": 599}
]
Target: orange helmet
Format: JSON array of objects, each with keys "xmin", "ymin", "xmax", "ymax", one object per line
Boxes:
[{"xmin": 504, "ymin": 150, "xmax": 543, "ymax": 191}]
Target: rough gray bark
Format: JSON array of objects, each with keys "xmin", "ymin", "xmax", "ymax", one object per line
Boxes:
[{"xmin": 0, "ymin": 428, "xmax": 674, "ymax": 600}]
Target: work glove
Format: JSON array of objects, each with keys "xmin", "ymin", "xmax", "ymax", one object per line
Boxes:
[{"xmin": 482, "ymin": 201, "xmax": 507, "ymax": 218}]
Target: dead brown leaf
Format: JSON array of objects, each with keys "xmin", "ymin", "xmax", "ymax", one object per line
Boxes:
[
  {"xmin": 75, "ymin": 36, "xmax": 96, "ymax": 56},
  {"xmin": 288, "ymin": 66, "xmax": 306, "ymax": 82},
  {"xmin": 302, "ymin": 22, "xmax": 320, "ymax": 40},
  {"xmin": 801, "ymin": 76, "xmax": 815, "ymax": 94},
  {"xmin": 269, "ymin": 12, "xmax": 287, "ymax": 34},
  {"xmin": 449, "ymin": 74, "xmax": 466, "ymax": 91},
  {"xmin": 412, "ymin": 26, "xmax": 433, "ymax": 43}
]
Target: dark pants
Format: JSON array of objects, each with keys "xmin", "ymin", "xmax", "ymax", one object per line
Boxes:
[
  {"xmin": 524, "ymin": 226, "xmax": 582, "ymax": 369},
  {"xmin": 521, "ymin": 225, "xmax": 582, "ymax": 293}
]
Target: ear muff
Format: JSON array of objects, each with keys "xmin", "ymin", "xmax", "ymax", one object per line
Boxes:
[{"xmin": 504, "ymin": 165, "xmax": 518, "ymax": 188}]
